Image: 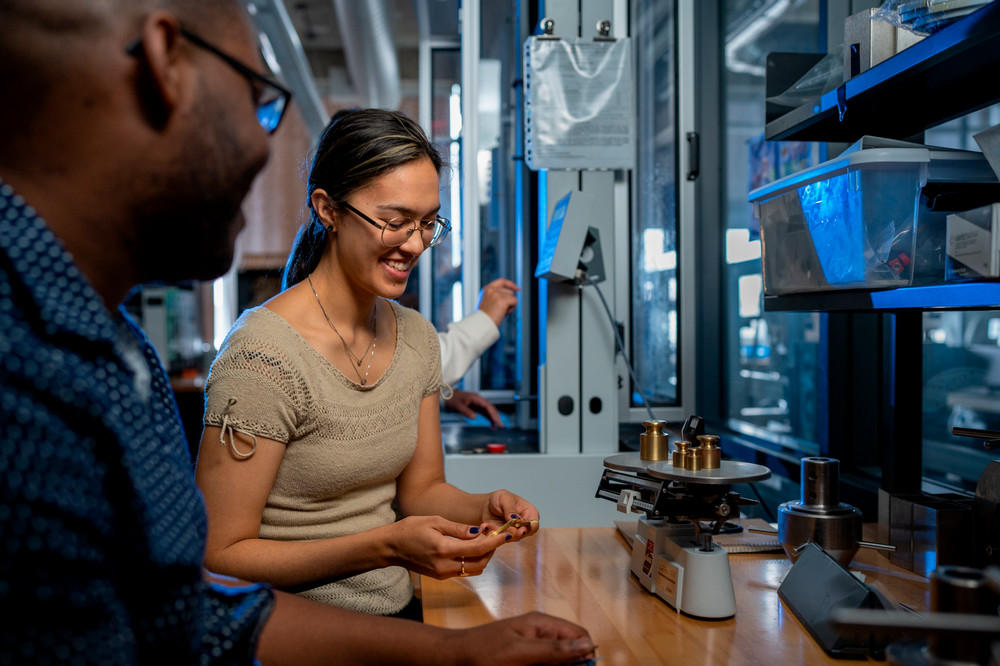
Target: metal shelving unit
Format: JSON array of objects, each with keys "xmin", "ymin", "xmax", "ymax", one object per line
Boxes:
[
  {"xmin": 765, "ymin": 1, "xmax": 1000, "ymax": 143},
  {"xmin": 762, "ymin": 3, "xmax": 1000, "ymax": 314},
  {"xmin": 765, "ymin": 281, "xmax": 1000, "ymax": 312},
  {"xmin": 760, "ymin": 2, "xmax": 1000, "ymax": 495}
]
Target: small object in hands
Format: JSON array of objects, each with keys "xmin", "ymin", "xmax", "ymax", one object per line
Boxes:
[
  {"xmin": 486, "ymin": 518, "xmax": 538, "ymax": 537},
  {"xmin": 459, "ymin": 556, "xmax": 470, "ymax": 577},
  {"xmin": 486, "ymin": 443, "xmax": 506, "ymax": 454}
]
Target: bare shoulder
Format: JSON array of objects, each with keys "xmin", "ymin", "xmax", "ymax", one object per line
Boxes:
[{"xmin": 262, "ymin": 281, "xmax": 301, "ymax": 313}]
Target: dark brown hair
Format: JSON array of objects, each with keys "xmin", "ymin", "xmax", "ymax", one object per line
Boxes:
[{"xmin": 281, "ymin": 109, "xmax": 444, "ymax": 289}]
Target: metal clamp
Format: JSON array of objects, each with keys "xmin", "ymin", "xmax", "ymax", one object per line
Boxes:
[
  {"xmin": 595, "ymin": 19, "xmax": 615, "ymax": 41},
  {"xmin": 537, "ymin": 17, "xmax": 559, "ymax": 40},
  {"xmin": 617, "ymin": 489, "xmax": 641, "ymax": 515}
]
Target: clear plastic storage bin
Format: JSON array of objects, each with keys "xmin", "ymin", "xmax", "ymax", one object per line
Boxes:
[{"xmin": 748, "ymin": 136, "xmax": 998, "ymax": 296}]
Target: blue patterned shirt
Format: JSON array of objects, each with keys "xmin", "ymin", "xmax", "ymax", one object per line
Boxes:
[{"xmin": 0, "ymin": 181, "xmax": 274, "ymax": 664}]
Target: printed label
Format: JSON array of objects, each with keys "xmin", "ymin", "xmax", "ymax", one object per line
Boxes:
[
  {"xmin": 657, "ymin": 560, "xmax": 679, "ymax": 600},
  {"xmin": 642, "ymin": 538, "xmax": 655, "ymax": 576}
]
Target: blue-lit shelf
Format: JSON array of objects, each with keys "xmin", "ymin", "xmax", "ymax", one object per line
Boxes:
[
  {"xmin": 765, "ymin": 1, "xmax": 1000, "ymax": 142},
  {"xmin": 764, "ymin": 281, "xmax": 1000, "ymax": 312}
]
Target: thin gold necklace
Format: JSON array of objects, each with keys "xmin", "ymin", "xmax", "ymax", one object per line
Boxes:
[{"xmin": 307, "ymin": 274, "xmax": 377, "ymax": 386}]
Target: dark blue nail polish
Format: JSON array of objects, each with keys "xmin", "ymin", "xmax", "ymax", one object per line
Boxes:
[
  {"xmin": 505, "ymin": 534, "xmax": 512, "ymax": 541},
  {"xmin": 469, "ymin": 526, "xmax": 480, "ymax": 534},
  {"xmin": 511, "ymin": 514, "xmax": 520, "ymax": 520}
]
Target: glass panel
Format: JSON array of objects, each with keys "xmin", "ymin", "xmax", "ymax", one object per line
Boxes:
[
  {"xmin": 476, "ymin": 1, "xmax": 521, "ymax": 391},
  {"xmin": 631, "ymin": 0, "xmax": 680, "ymax": 406},
  {"xmin": 921, "ymin": 310, "xmax": 1000, "ymax": 492},
  {"xmin": 417, "ymin": 3, "xmax": 521, "ymax": 394},
  {"xmin": 722, "ymin": 0, "xmax": 823, "ymax": 446},
  {"xmin": 921, "ymin": 104, "xmax": 1000, "ymax": 491},
  {"xmin": 427, "ymin": 49, "xmax": 463, "ymax": 340}
]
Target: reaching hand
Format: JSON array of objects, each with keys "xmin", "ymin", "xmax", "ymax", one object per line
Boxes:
[
  {"xmin": 477, "ymin": 278, "xmax": 519, "ymax": 327},
  {"xmin": 387, "ymin": 515, "xmax": 508, "ymax": 579},
  {"xmin": 444, "ymin": 612, "xmax": 595, "ymax": 666},
  {"xmin": 444, "ymin": 389, "xmax": 504, "ymax": 428}
]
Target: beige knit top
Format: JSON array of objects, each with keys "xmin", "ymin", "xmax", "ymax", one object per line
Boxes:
[{"xmin": 202, "ymin": 302, "xmax": 442, "ymax": 615}]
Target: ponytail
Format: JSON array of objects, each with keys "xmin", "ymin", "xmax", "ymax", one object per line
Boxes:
[{"xmin": 281, "ymin": 218, "xmax": 328, "ymax": 290}]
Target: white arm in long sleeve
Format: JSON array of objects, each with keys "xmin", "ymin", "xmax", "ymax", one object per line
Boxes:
[{"xmin": 437, "ymin": 310, "xmax": 500, "ymax": 386}]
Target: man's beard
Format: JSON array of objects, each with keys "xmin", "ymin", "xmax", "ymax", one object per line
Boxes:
[{"xmin": 131, "ymin": 93, "xmax": 265, "ymax": 283}]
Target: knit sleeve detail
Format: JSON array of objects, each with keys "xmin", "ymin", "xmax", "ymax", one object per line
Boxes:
[{"xmin": 203, "ymin": 310, "xmax": 308, "ymax": 444}]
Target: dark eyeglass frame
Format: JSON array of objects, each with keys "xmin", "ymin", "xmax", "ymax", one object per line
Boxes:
[
  {"xmin": 338, "ymin": 200, "xmax": 452, "ymax": 248},
  {"xmin": 125, "ymin": 27, "xmax": 292, "ymax": 134}
]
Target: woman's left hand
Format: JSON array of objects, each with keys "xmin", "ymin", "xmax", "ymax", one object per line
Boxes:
[{"xmin": 481, "ymin": 490, "xmax": 540, "ymax": 541}]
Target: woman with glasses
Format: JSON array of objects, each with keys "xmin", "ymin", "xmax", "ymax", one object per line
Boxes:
[{"xmin": 194, "ymin": 109, "xmax": 539, "ymax": 621}]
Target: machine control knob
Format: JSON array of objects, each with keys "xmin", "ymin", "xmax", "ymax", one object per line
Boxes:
[{"xmin": 557, "ymin": 395, "xmax": 574, "ymax": 416}]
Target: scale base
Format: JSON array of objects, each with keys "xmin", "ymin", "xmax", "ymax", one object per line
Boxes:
[{"xmin": 629, "ymin": 517, "xmax": 737, "ymax": 619}]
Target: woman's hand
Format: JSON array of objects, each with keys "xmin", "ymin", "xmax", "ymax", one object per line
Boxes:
[
  {"xmin": 386, "ymin": 515, "xmax": 509, "ymax": 579},
  {"xmin": 480, "ymin": 490, "xmax": 540, "ymax": 542}
]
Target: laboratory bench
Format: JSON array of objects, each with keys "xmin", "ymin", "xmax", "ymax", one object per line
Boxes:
[
  {"xmin": 420, "ymin": 525, "xmax": 929, "ymax": 666},
  {"xmin": 439, "ymin": 421, "xmax": 648, "ymax": 456},
  {"xmin": 441, "ymin": 422, "xmax": 540, "ymax": 455}
]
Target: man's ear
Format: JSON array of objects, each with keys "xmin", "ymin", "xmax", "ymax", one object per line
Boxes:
[{"xmin": 129, "ymin": 12, "xmax": 188, "ymax": 131}]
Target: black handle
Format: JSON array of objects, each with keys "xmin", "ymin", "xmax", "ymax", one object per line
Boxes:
[
  {"xmin": 686, "ymin": 131, "xmax": 699, "ymax": 181},
  {"xmin": 951, "ymin": 427, "xmax": 1000, "ymax": 450}
]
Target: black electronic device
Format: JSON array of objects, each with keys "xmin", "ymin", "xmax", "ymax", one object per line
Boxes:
[{"xmin": 778, "ymin": 542, "xmax": 895, "ymax": 659}]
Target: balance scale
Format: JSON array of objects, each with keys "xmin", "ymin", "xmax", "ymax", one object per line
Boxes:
[{"xmin": 597, "ymin": 452, "xmax": 771, "ymax": 619}]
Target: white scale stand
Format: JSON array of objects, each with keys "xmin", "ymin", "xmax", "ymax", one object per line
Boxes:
[{"xmin": 601, "ymin": 453, "xmax": 771, "ymax": 619}]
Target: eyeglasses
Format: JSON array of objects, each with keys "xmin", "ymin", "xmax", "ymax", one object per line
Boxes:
[
  {"xmin": 339, "ymin": 201, "xmax": 452, "ymax": 248},
  {"xmin": 126, "ymin": 27, "xmax": 292, "ymax": 134}
]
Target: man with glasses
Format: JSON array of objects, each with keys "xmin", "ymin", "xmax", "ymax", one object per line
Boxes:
[{"xmin": 0, "ymin": 1, "xmax": 595, "ymax": 664}]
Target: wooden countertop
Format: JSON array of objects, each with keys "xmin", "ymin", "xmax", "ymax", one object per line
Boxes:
[{"xmin": 420, "ymin": 526, "xmax": 929, "ymax": 665}]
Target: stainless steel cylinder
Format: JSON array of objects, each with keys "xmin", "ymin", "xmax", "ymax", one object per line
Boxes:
[
  {"xmin": 801, "ymin": 457, "xmax": 839, "ymax": 508},
  {"xmin": 777, "ymin": 457, "xmax": 862, "ymax": 566},
  {"xmin": 639, "ymin": 420, "xmax": 669, "ymax": 462}
]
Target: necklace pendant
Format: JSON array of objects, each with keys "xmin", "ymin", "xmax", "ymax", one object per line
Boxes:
[
  {"xmin": 361, "ymin": 378, "xmax": 367, "ymax": 386},
  {"xmin": 357, "ymin": 358, "xmax": 364, "ymax": 367}
]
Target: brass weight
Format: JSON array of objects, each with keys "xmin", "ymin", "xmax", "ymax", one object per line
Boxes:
[
  {"xmin": 697, "ymin": 434, "xmax": 722, "ymax": 469},
  {"xmin": 673, "ymin": 440, "xmax": 691, "ymax": 467},
  {"xmin": 639, "ymin": 420, "xmax": 670, "ymax": 461},
  {"xmin": 683, "ymin": 446, "xmax": 703, "ymax": 471}
]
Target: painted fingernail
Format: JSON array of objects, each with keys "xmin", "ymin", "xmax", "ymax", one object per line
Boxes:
[
  {"xmin": 505, "ymin": 534, "xmax": 513, "ymax": 541},
  {"xmin": 469, "ymin": 526, "xmax": 480, "ymax": 534},
  {"xmin": 510, "ymin": 514, "xmax": 520, "ymax": 520}
]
